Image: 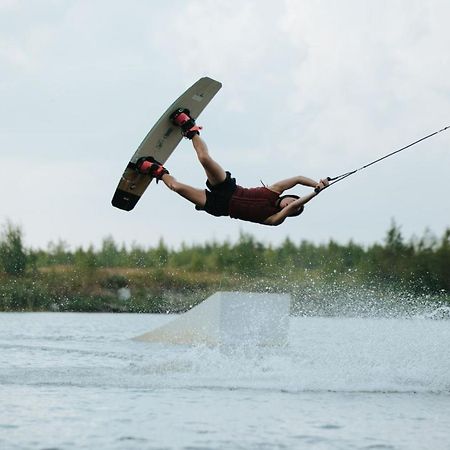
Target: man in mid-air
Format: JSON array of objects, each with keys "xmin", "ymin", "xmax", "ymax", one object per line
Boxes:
[{"xmin": 137, "ymin": 110, "xmax": 329, "ymax": 226}]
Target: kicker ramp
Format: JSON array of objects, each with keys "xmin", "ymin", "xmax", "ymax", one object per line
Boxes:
[{"xmin": 134, "ymin": 291, "xmax": 291, "ymax": 346}]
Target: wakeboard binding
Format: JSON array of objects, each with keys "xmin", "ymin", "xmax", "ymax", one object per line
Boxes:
[
  {"xmin": 170, "ymin": 108, "xmax": 202, "ymax": 139},
  {"xmin": 136, "ymin": 157, "xmax": 169, "ymax": 182}
]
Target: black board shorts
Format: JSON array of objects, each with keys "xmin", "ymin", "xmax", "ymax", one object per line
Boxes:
[{"xmin": 195, "ymin": 171, "xmax": 237, "ymax": 217}]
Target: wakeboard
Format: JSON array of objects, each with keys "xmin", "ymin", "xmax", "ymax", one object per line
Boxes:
[{"xmin": 111, "ymin": 77, "xmax": 222, "ymax": 211}]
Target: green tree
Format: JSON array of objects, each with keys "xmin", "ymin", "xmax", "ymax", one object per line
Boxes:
[
  {"xmin": 73, "ymin": 245, "xmax": 97, "ymax": 277},
  {"xmin": 97, "ymin": 236, "xmax": 121, "ymax": 268},
  {"xmin": 47, "ymin": 239, "xmax": 72, "ymax": 265},
  {"xmin": 231, "ymin": 232, "xmax": 265, "ymax": 276},
  {"xmin": 155, "ymin": 238, "xmax": 169, "ymax": 267},
  {"xmin": 367, "ymin": 219, "xmax": 413, "ymax": 283},
  {"xmin": 0, "ymin": 222, "xmax": 28, "ymax": 276}
]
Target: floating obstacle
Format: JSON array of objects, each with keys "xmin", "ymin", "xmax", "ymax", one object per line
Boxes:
[{"xmin": 134, "ymin": 291, "xmax": 291, "ymax": 346}]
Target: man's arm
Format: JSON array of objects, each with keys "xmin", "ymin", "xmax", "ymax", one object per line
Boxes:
[
  {"xmin": 264, "ymin": 180, "xmax": 329, "ymax": 226},
  {"xmin": 263, "ymin": 192, "xmax": 314, "ymax": 226},
  {"xmin": 268, "ymin": 176, "xmax": 319, "ymax": 194}
]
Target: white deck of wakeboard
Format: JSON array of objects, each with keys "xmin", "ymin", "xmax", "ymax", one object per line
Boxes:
[
  {"xmin": 134, "ymin": 291, "xmax": 291, "ymax": 346},
  {"xmin": 112, "ymin": 77, "xmax": 222, "ymax": 211}
]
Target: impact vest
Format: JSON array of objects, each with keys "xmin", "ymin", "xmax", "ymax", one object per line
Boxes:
[{"xmin": 228, "ymin": 186, "xmax": 280, "ymax": 224}]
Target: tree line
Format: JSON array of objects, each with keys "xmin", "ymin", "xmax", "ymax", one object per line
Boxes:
[{"xmin": 1, "ymin": 220, "xmax": 449, "ymax": 295}]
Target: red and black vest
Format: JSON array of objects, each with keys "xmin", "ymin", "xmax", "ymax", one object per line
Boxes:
[{"xmin": 228, "ymin": 186, "xmax": 280, "ymax": 224}]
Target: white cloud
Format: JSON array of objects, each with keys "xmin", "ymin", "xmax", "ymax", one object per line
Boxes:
[
  {"xmin": 0, "ymin": 0, "xmax": 19, "ymax": 10},
  {"xmin": 0, "ymin": 0, "xmax": 449, "ymax": 248},
  {"xmin": 150, "ymin": 1, "xmax": 299, "ymax": 111},
  {"xmin": 275, "ymin": 0, "xmax": 450, "ymax": 171}
]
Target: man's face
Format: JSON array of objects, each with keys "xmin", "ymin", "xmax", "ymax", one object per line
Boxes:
[{"xmin": 279, "ymin": 196, "xmax": 298, "ymax": 209}]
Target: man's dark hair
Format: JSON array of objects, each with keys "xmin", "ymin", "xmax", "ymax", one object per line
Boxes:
[{"xmin": 276, "ymin": 195, "xmax": 304, "ymax": 217}]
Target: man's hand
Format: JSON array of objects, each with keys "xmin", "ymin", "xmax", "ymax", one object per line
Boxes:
[{"xmin": 314, "ymin": 178, "xmax": 329, "ymax": 193}]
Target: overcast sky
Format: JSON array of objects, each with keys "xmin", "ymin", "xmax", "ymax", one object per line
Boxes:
[{"xmin": 1, "ymin": 0, "xmax": 449, "ymax": 250}]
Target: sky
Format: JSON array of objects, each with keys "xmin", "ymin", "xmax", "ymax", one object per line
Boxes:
[{"xmin": 1, "ymin": 0, "xmax": 449, "ymax": 250}]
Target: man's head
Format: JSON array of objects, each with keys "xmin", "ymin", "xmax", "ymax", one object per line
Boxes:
[{"xmin": 277, "ymin": 194, "xmax": 304, "ymax": 217}]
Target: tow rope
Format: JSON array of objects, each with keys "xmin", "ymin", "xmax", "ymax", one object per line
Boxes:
[{"xmin": 317, "ymin": 125, "xmax": 450, "ymax": 192}]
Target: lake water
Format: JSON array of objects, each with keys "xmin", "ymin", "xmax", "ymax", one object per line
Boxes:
[{"xmin": 0, "ymin": 312, "xmax": 449, "ymax": 449}]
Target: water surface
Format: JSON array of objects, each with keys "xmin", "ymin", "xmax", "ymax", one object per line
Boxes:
[{"xmin": 0, "ymin": 313, "xmax": 449, "ymax": 449}]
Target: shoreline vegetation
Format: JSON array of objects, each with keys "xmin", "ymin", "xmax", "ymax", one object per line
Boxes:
[{"xmin": 0, "ymin": 221, "xmax": 449, "ymax": 315}]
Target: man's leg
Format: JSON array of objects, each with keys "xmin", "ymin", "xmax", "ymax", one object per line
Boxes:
[
  {"xmin": 191, "ymin": 134, "xmax": 227, "ymax": 186},
  {"xmin": 160, "ymin": 173, "xmax": 206, "ymax": 208},
  {"xmin": 137, "ymin": 158, "xmax": 206, "ymax": 208}
]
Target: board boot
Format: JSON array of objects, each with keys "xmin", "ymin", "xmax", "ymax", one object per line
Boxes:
[
  {"xmin": 136, "ymin": 157, "xmax": 169, "ymax": 182},
  {"xmin": 170, "ymin": 108, "xmax": 203, "ymax": 139}
]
